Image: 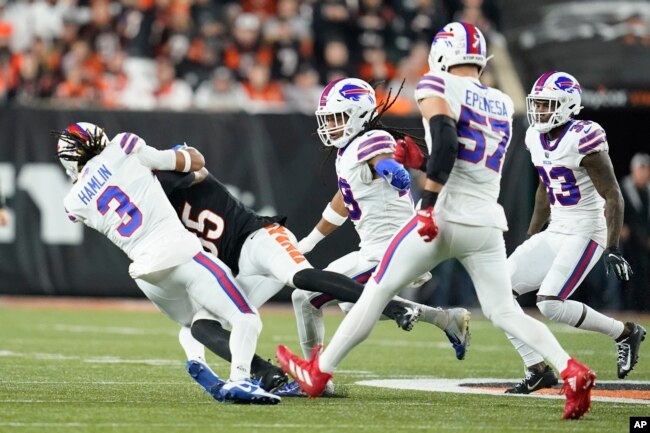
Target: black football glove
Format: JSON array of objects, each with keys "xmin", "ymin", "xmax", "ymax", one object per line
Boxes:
[{"xmin": 603, "ymin": 247, "xmax": 633, "ymax": 281}]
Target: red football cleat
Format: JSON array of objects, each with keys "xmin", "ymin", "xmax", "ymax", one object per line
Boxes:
[
  {"xmin": 276, "ymin": 344, "xmax": 332, "ymax": 398},
  {"xmin": 560, "ymin": 358, "xmax": 596, "ymax": 420}
]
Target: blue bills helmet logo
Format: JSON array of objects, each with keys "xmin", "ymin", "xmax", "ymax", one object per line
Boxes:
[
  {"xmin": 554, "ymin": 76, "xmax": 581, "ymax": 94},
  {"xmin": 339, "ymin": 84, "xmax": 375, "ymax": 104}
]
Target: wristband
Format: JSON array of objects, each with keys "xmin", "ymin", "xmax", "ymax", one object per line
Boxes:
[
  {"xmin": 322, "ymin": 203, "xmax": 348, "ymax": 226},
  {"xmin": 179, "ymin": 149, "xmax": 192, "ymax": 172},
  {"xmin": 420, "ymin": 190, "xmax": 438, "ymax": 209}
]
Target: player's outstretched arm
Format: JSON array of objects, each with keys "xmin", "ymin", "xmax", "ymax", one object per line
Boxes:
[
  {"xmin": 527, "ymin": 179, "xmax": 551, "ymax": 237},
  {"xmin": 133, "ymin": 138, "xmax": 205, "ymax": 173},
  {"xmin": 582, "ymin": 151, "xmax": 632, "ymax": 280},
  {"xmin": 297, "ymin": 190, "xmax": 348, "ymax": 254}
]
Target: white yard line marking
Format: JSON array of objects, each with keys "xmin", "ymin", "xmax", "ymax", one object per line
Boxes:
[
  {"xmin": 357, "ymin": 378, "xmax": 650, "ymax": 405},
  {"xmin": 36, "ymin": 324, "xmax": 176, "ymax": 336},
  {"xmin": 0, "ymin": 350, "xmax": 180, "ymax": 366}
]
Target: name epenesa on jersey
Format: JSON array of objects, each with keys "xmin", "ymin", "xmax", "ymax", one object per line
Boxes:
[{"xmin": 464, "ymin": 89, "xmax": 507, "ymax": 116}]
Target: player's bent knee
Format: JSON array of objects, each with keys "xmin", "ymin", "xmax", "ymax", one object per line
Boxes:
[
  {"xmin": 537, "ymin": 299, "xmax": 564, "ymax": 322},
  {"xmin": 229, "ymin": 310, "xmax": 263, "ymax": 334},
  {"xmin": 483, "ymin": 304, "xmax": 519, "ymax": 331}
]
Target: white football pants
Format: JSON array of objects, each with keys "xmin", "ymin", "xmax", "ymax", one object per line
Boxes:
[
  {"xmin": 135, "ymin": 251, "xmax": 261, "ymax": 381},
  {"xmin": 507, "ymin": 231, "xmax": 623, "ymax": 367},
  {"xmin": 318, "ymin": 215, "xmax": 571, "ymax": 374}
]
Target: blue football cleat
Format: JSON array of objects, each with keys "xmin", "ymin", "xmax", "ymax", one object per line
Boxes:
[
  {"xmin": 214, "ymin": 379, "xmax": 281, "ymax": 405},
  {"xmin": 273, "ymin": 380, "xmax": 304, "ymax": 397},
  {"xmin": 185, "ymin": 359, "xmax": 225, "ymax": 399}
]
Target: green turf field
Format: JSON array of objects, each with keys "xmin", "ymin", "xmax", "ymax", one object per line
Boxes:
[{"xmin": 0, "ymin": 304, "xmax": 648, "ymax": 433}]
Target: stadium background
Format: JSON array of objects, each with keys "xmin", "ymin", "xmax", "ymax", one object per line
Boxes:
[{"xmin": 0, "ymin": 0, "xmax": 648, "ymax": 311}]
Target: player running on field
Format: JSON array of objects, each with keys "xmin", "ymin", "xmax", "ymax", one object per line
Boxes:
[
  {"xmin": 56, "ymin": 123, "xmax": 279, "ymax": 404},
  {"xmin": 290, "ymin": 77, "xmax": 471, "ymax": 395},
  {"xmin": 276, "ymin": 22, "xmax": 596, "ymax": 420},
  {"xmin": 503, "ymin": 71, "xmax": 645, "ymax": 394}
]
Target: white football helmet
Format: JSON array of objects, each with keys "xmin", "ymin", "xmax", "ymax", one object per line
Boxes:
[
  {"xmin": 316, "ymin": 78, "xmax": 377, "ymax": 148},
  {"xmin": 56, "ymin": 122, "xmax": 109, "ymax": 181},
  {"xmin": 526, "ymin": 71, "xmax": 583, "ymax": 133},
  {"xmin": 428, "ymin": 22, "xmax": 490, "ymax": 73}
]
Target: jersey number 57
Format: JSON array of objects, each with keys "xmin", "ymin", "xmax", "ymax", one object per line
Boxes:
[{"xmin": 457, "ymin": 105, "xmax": 511, "ymax": 173}]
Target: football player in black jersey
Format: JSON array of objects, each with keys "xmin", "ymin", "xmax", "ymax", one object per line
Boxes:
[{"xmin": 156, "ymin": 162, "xmax": 425, "ymax": 398}]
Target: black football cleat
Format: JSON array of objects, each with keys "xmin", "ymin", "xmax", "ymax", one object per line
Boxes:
[
  {"xmin": 616, "ymin": 322, "xmax": 647, "ymax": 379},
  {"xmin": 505, "ymin": 364, "xmax": 559, "ymax": 394}
]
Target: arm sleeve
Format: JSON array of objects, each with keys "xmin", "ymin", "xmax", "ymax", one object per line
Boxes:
[
  {"xmin": 156, "ymin": 171, "xmax": 195, "ymax": 197},
  {"xmin": 113, "ymin": 132, "xmax": 177, "ymax": 170},
  {"xmin": 374, "ymin": 158, "xmax": 411, "ymax": 191},
  {"xmin": 426, "ymin": 115, "xmax": 458, "ymax": 184},
  {"xmin": 135, "ymin": 144, "xmax": 177, "ymax": 170}
]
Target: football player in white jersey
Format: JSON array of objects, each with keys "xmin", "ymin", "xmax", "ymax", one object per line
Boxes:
[
  {"xmin": 503, "ymin": 71, "xmax": 645, "ymax": 394},
  {"xmin": 288, "ymin": 77, "xmax": 472, "ymax": 395},
  {"xmin": 56, "ymin": 123, "xmax": 280, "ymax": 404},
  {"xmin": 276, "ymin": 22, "xmax": 596, "ymax": 420}
]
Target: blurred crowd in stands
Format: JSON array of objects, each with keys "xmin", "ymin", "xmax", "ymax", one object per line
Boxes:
[{"xmin": 0, "ymin": 0, "xmax": 501, "ymax": 113}]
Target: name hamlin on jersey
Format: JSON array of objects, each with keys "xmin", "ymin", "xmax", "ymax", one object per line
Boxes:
[
  {"xmin": 464, "ymin": 89, "xmax": 507, "ymax": 116},
  {"xmin": 77, "ymin": 164, "xmax": 112, "ymax": 205}
]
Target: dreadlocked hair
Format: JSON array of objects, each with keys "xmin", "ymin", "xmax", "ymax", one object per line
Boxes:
[
  {"xmin": 53, "ymin": 125, "xmax": 107, "ymax": 170},
  {"xmin": 359, "ymin": 80, "xmax": 428, "ymax": 154}
]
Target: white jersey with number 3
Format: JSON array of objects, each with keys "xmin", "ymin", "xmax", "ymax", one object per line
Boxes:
[
  {"xmin": 63, "ymin": 134, "xmax": 201, "ymax": 277},
  {"xmin": 525, "ymin": 120, "xmax": 608, "ymax": 245},
  {"xmin": 415, "ymin": 70, "xmax": 514, "ymax": 231},
  {"xmin": 336, "ymin": 129, "xmax": 415, "ymax": 261}
]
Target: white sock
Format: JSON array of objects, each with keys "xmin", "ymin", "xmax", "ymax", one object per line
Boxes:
[
  {"xmin": 319, "ymin": 280, "xmax": 390, "ymax": 373},
  {"xmin": 491, "ymin": 303, "xmax": 570, "ymax": 373},
  {"xmin": 178, "ymin": 326, "xmax": 206, "ymax": 362},
  {"xmin": 228, "ymin": 314, "xmax": 261, "ymax": 381},
  {"xmin": 506, "ymin": 299, "xmax": 545, "ymax": 368},
  {"xmin": 393, "ymin": 295, "xmax": 448, "ymax": 330},
  {"xmin": 537, "ymin": 299, "xmax": 625, "ymax": 338},
  {"xmin": 292, "ymin": 291, "xmax": 326, "ymax": 358}
]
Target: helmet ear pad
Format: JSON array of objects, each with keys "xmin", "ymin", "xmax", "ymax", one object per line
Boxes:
[{"xmin": 316, "ymin": 78, "xmax": 377, "ymax": 148}]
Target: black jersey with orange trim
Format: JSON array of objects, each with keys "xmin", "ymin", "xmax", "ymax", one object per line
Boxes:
[{"xmin": 157, "ymin": 171, "xmax": 285, "ymax": 274}]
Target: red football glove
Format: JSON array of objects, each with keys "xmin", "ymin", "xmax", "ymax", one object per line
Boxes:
[
  {"xmin": 416, "ymin": 207, "xmax": 439, "ymax": 242},
  {"xmin": 395, "ymin": 136, "xmax": 426, "ymax": 170}
]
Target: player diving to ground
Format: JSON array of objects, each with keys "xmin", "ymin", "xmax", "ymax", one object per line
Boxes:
[{"xmin": 56, "ymin": 123, "xmax": 279, "ymax": 404}]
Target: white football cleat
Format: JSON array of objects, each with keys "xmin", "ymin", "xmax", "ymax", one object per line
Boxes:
[{"xmin": 444, "ymin": 308, "xmax": 471, "ymax": 360}]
